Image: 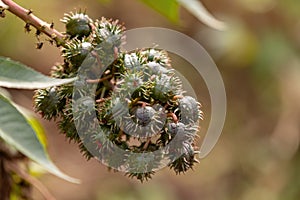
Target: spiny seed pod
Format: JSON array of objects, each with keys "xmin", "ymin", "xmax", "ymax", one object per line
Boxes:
[
  {"xmin": 140, "ymin": 48, "xmax": 171, "ymax": 67},
  {"xmin": 99, "ymin": 96, "xmax": 130, "ymax": 135},
  {"xmin": 63, "ymin": 39, "xmax": 93, "ymax": 67},
  {"xmin": 144, "ymin": 62, "xmax": 171, "ymax": 75},
  {"xmin": 166, "ymin": 122, "xmax": 198, "ymax": 143},
  {"xmin": 50, "ymin": 63, "xmax": 75, "ymax": 79},
  {"xmin": 62, "ymin": 12, "xmax": 92, "ymax": 38},
  {"xmin": 152, "ymin": 74, "xmax": 182, "ymax": 103},
  {"xmin": 125, "ymin": 153, "xmax": 161, "ymax": 182},
  {"xmin": 93, "ymin": 17, "xmax": 125, "ymax": 44},
  {"xmin": 73, "ymin": 96, "xmax": 96, "ymax": 122},
  {"xmin": 121, "ymin": 105, "xmax": 165, "ymax": 138},
  {"xmin": 58, "ymin": 114, "xmax": 80, "ymax": 142},
  {"xmin": 167, "ymin": 122, "xmax": 187, "ymax": 145},
  {"xmin": 169, "ymin": 143, "xmax": 199, "ymax": 174},
  {"xmin": 178, "ymin": 96, "xmax": 203, "ymax": 125},
  {"xmin": 115, "ymin": 71, "xmax": 144, "ymax": 98},
  {"xmin": 34, "ymin": 87, "xmax": 64, "ymax": 120},
  {"xmin": 129, "ymin": 80, "xmax": 153, "ymax": 101},
  {"xmin": 167, "ymin": 122, "xmax": 185, "ymax": 136},
  {"xmin": 135, "ymin": 106, "xmax": 156, "ymax": 126},
  {"xmin": 123, "ymin": 53, "xmax": 142, "ymax": 71},
  {"xmin": 107, "ymin": 97, "xmax": 128, "ymax": 122}
]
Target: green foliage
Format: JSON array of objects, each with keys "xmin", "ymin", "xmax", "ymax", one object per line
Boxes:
[
  {"xmin": 0, "ymin": 57, "xmax": 76, "ymax": 89},
  {"xmin": 0, "ymin": 94, "xmax": 80, "ymax": 183},
  {"xmin": 14, "ymin": 104, "xmax": 48, "ymax": 149},
  {"xmin": 139, "ymin": 0, "xmax": 179, "ymax": 23},
  {"xmin": 139, "ymin": 0, "xmax": 227, "ymax": 30}
]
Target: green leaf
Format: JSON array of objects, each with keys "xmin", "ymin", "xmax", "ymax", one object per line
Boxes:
[
  {"xmin": 0, "ymin": 87, "xmax": 11, "ymax": 99},
  {"xmin": 139, "ymin": 0, "xmax": 180, "ymax": 23},
  {"xmin": 0, "ymin": 88, "xmax": 48, "ymax": 148},
  {"xmin": 15, "ymin": 105, "xmax": 48, "ymax": 149},
  {"xmin": 177, "ymin": 0, "xmax": 227, "ymax": 30},
  {"xmin": 0, "ymin": 57, "xmax": 76, "ymax": 89},
  {"xmin": 0, "ymin": 94, "xmax": 80, "ymax": 184}
]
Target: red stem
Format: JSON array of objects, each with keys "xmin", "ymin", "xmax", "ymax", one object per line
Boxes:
[{"xmin": 2, "ymin": 0, "xmax": 65, "ymax": 46}]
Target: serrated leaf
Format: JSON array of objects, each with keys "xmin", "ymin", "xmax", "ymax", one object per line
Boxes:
[
  {"xmin": 139, "ymin": 0, "xmax": 179, "ymax": 23},
  {"xmin": 0, "ymin": 57, "xmax": 76, "ymax": 89},
  {"xmin": 0, "ymin": 94, "xmax": 80, "ymax": 183},
  {"xmin": 177, "ymin": 0, "xmax": 227, "ymax": 30}
]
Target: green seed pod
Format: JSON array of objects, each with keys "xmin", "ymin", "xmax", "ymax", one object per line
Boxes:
[
  {"xmin": 62, "ymin": 39, "xmax": 93, "ymax": 68},
  {"xmin": 121, "ymin": 105, "xmax": 165, "ymax": 138},
  {"xmin": 123, "ymin": 53, "xmax": 142, "ymax": 71},
  {"xmin": 93, "ymin": 17, "xmax": 125, "ymax": 45},
  {"xmin": 152, "ymin": 74, "xmax": 182, "ymax": 103},
  {"xmin": 168, "ymin": 143, "xmax": 199, "ymax": 174},
  {"xmin": 167, "ymin": 122, "xmax": 185, "ymax": 136},
  {"xmin": 58, "ymin": 113, "xmax": 80, "ymax": 142},
  {"xmin": 99, "ymin": 96, "xmax": 129, "ymax": 132},
  {"xmin": 144, "ymin": 61, "xmax": 170, "ymax": 75},
  {"xmin": 50, "ymin": 63, "xmax": 75, "ymax": 79},
  {"xmin": 34, "ymin": 87, "xmax": 64, "ymax": 120},
  {"xmin": 125, "ymin": 153, "xmax": 161, "ymax": 182},
  {"xmin": 178, "ymin": 96, "xmax": 203, "ymax": 125},
  {"xmin": 62, "ymin": 12, "xmax": 92, "ymax": 38},
  {"xmin": 140, "ymin": 48, "xmax": 171, "ymax": 68},
  {"xmin": 115, "ymin": 71, "xmax": 144, "ymax": 98},
  {"xmin": 73, "ymin": 96, "xmax": 96, "ymax": 122},
  {"xmin": 135, "ymin": 106, "xmax": 156, "ymax": 126},
  {"xmin": 166, "ymin": 122, "xmax": 198, "ymax": 144}
]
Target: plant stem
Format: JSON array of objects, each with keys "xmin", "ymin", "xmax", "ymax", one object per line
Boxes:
[
  {"xmin": 1, "ymin": 0, "xmax": 65, "ymax": 46},
  {"xmin": 6, "ymin": 161, "xmax": 56, "ymax": 200}
]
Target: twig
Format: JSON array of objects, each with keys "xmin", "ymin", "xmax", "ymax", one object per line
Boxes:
[
  {"xmin": 1, "ymin": 0, "xmax": 65, "ymax": 46},
  {"xmin": 5, "ymin": 161, "xmax": 56, "ymax": 200},
  {"xmin": 142, "ymin": 138, "xmax": 151, "ymax": 150},
  {"xmin": 86, "ymin": 75, "xmax": 113, "ymax": 84},
  {"xmin": 167, "ymin": 112, "xmax": 178, "ymax": 123}
]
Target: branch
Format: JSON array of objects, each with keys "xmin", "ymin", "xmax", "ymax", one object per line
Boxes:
[{"xmin": 1, "ymin": 0, "xmax": 65, "ymax": 46}]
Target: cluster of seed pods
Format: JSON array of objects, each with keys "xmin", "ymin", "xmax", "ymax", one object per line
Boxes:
[{"xmin": 34, "ymin": 12, "xmax": 203, "ymax": 182}]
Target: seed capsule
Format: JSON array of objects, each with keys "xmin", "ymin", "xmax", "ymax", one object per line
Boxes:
[
  {"xmin": 62, "ymin": 12, "xmax": 92, "ymax": 38},
  {"xmin": 178, "ymin": 96, "xmax": 203, "ymax": 124},
  {"xmin": 135, "ymin": 106, "xmax": 156, "ymax": 126},
  {"xmin": 152, "ymin": 74, "xmax": 182, "ymax": 103},
  {"xmin": 34, "ymin": 87, "xmax": 63, "ymax": 120},
  {"xmin": 63, "ymin": 39, "xmax": 92, "ymax": 67}
]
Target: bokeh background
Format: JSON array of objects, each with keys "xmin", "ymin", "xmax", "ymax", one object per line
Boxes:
[{"xmin": 1, "ymin": 0, "xmax": 300, "ymax": 199}]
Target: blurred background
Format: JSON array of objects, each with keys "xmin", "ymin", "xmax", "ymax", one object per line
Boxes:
[{"xmin": 1, "ymin": 0, "xmax": 300, "ymax": 199}]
